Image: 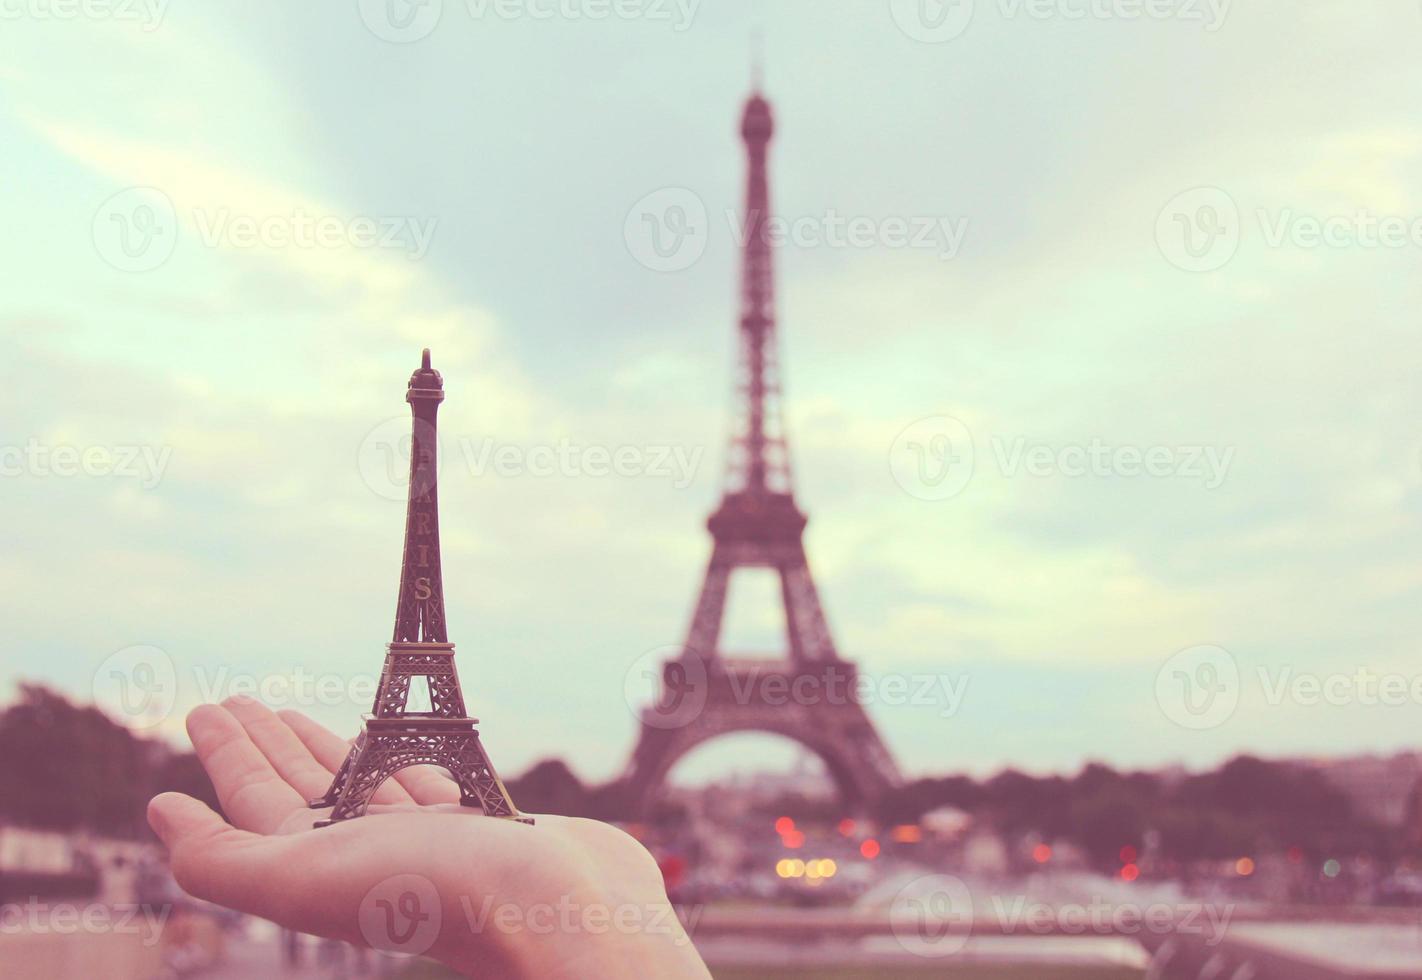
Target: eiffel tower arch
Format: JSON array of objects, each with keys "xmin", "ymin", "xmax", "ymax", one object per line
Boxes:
[
  {"xmin": 623, "ymin": 657, "xmax": 902, "ymax": 814},
  {"xmin": 620, "ymin": 89, "xmax": 902, "ymax": 818}
]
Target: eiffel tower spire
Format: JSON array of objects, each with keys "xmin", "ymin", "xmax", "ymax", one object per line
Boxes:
[
  {"xmin": 728, "ymin": 88, "xmax": 793, "ymax": 497},
  {"xmin": 393, "ymin": 348, "xmax": 448, "ymax": 644}
]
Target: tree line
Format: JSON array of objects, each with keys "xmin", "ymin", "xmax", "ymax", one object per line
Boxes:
[{"xmin": 1, "ymin": 684, "xmax": 1408, "ymax": 872}]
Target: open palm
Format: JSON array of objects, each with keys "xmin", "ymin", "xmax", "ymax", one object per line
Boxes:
[{"xmin": 148, "ymin": 696, "xmax": 709, "ymax": 979}]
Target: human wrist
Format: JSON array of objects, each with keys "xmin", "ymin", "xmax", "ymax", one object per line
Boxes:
[{"xmin": 447, "ymin": 886, "xmax": 707, "ymax": 979}]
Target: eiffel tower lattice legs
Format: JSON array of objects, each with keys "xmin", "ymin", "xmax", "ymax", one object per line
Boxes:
[
  {"xmin": 311, "ymin": 724, "xmax": 531, "ymax": 827},
  {"xmin": 686, "ymin": 539, "xmax": 839, "ymax": 662}
]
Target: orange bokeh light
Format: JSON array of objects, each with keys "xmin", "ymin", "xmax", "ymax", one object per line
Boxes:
[{"xmin": 1235, "ymin": 857, "xmax": 1255, "ymax": 877}]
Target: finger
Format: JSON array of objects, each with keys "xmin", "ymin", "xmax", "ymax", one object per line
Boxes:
[
  {"xmin": 221, "ymin": 696, "xmax": 344, "ymax": 801},
  {"xmin": 276, "ymin": 709, "xmax": 412, "ymax": 805},
  {"xmin": 392, "ymin": 764, "xmax": 460, "ymax": 806},
  {"xmin": 187, "ymin": 704, "xmax": 307, "ymax": 834}
]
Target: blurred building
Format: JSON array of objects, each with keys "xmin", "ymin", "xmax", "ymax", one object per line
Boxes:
[
  {"xmin": 1295, "ymin": 751, "xmax": 1422, "ymax": 828},
  {"xmin": 0, "ymin": 824, "xmax": 158, "ymax": 904}
]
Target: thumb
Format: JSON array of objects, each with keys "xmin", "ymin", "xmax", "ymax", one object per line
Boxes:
[{"xmin": 148, "ymin": 793, "xmax": 294, "ymax": 917}]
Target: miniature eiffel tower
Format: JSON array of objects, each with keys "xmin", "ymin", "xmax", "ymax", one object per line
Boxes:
[{"xmin": 311, "ymin": 350, "xmax": 530, "ymax": 827}]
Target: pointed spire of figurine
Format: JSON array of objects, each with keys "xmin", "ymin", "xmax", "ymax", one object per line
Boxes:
[
  {"xmin": 395, "ymin": 348, "xmax": 447, "ymax": 642},
  {"xmin": 408, "ymin": 347, "xmax": 444, "ymax": 395}
]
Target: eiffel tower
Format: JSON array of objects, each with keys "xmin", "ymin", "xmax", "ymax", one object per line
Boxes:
[
  {"xmin": 311, "ymin": 350, "xmax": 530, "ymax": 827},
  {"xmin": 621, "ymin": 89, "xmax": 902, "ymax": 815}
]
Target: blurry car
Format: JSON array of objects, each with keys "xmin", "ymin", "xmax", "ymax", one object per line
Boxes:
[{"xmin": 1375, "ymin": 872, "xmax": 1422, "ymax": 907}]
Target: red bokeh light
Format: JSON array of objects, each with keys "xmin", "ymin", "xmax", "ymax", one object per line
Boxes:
[
  {"xmin": 1032, "ymin": 844, "xmax": 1052, "ymax": 864},
  {"xmin": 1120, "ymin": 863, "xmax": 1140, "ymax": 882},
  {"xmin": 783, "ymin": 830, "xmax": 805, "ymax": 849},
  {"xmin": 658, "ymin": 855, "xmax": 687, "ymax": 889},
  {"xmin": 837, "ymin": 818, "xmax": 857, "ymax": 837},
  {"xmin": 775, "ymin": 816, "xmax": 795, "ymax": 836},
  {"xmin": 860, "ymin": 838, "xmax": 881, "ymax": 859},
  {"xmin": 1119, "ymin": 845, "xmax": 1138, "ymax": 864}
]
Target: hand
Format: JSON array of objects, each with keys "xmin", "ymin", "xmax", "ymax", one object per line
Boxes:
[{"xmin": 147, "ymin": 696, "xmax": 711, "ymax": 979}]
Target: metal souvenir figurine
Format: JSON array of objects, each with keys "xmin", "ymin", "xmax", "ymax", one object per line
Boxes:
[{"xmin": 311, "ymin": 349, "xmax": 530, "ymax": 827}]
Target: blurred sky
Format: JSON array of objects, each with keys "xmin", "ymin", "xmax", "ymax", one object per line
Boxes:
[{"xmin": 3, "ymin": 1, "xmax": 1422, "ymax": 786}]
